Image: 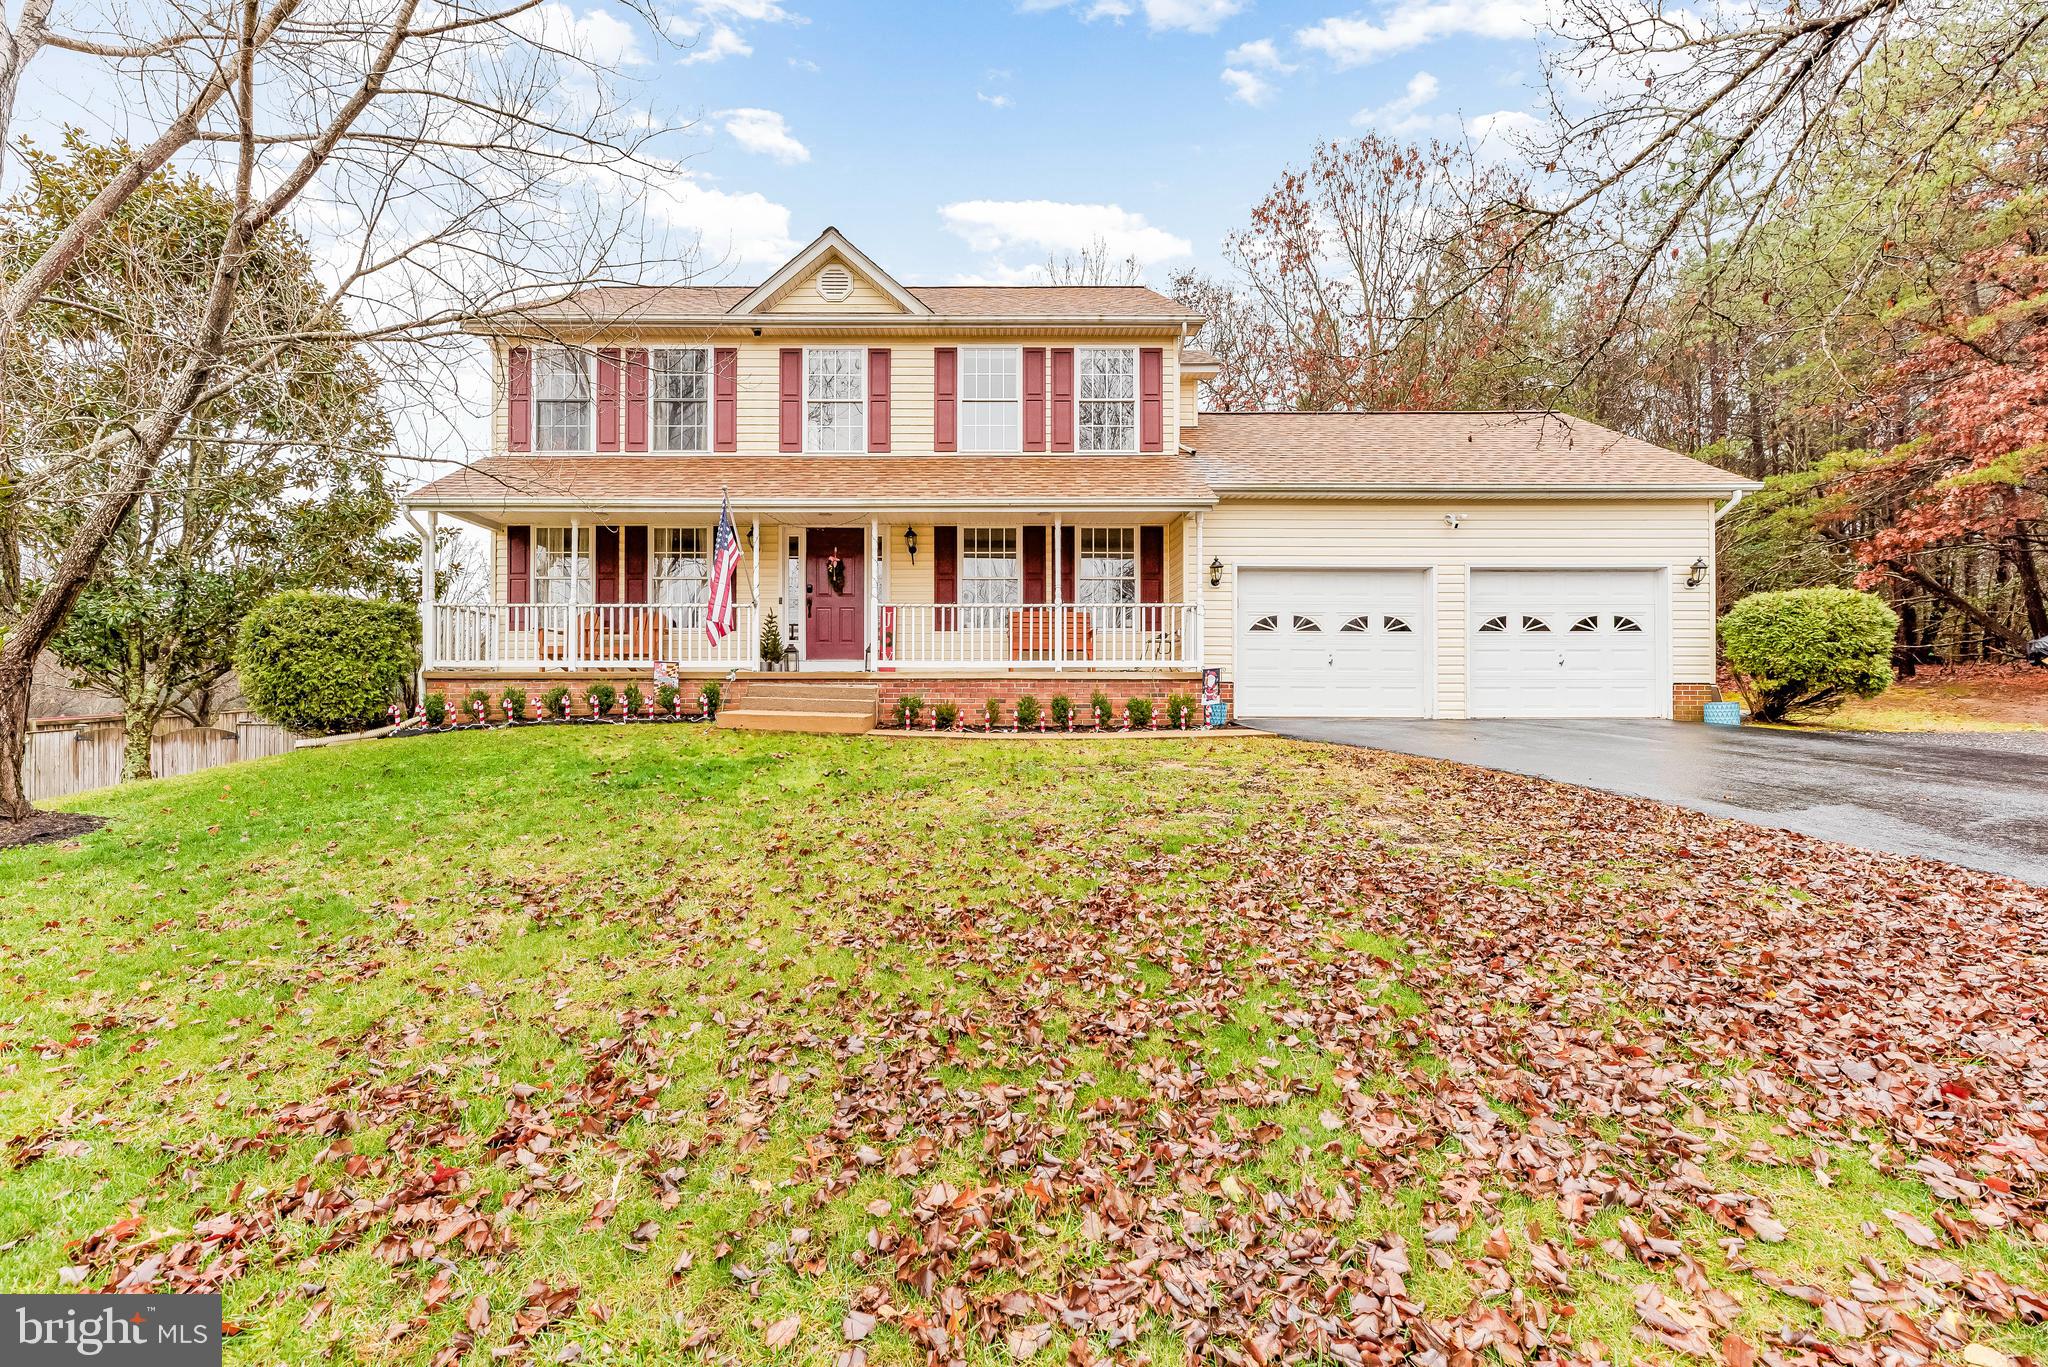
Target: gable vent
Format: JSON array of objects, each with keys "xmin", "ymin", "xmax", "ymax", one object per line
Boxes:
[{"xmin": 816, "ymin": 264, "xmax": 853, "ymax": 302}]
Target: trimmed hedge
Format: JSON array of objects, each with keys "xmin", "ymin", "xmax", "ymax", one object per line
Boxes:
[
  {"xmin": 233, "ymin": 592, "xmax": 418, "ymax": 734},
  {"xmin": 1719, "ymin": 588, "xmax": 1897, "ymax": 722}
]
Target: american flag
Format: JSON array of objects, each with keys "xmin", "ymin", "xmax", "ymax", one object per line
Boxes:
[{"xmin": 704, "ymin": 492, "xmax": 742, "ymax": 645}]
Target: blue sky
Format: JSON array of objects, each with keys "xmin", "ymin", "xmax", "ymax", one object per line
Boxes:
[{"xmin": 548, "ymin": 0, "xmax": 1552, "ymax": 285}]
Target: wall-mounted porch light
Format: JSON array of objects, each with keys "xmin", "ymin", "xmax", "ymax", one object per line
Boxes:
[
  {"xmin": 1209, "ymin": 556, "xmax": 1224, "ymax": 588},
  {"xmin": 1686, "ymin": 556, "xmax": 1709, "ymax": 588},
  {"xmin": 904, "ymin": 526, "xmax": 919, "ymax": 565}
]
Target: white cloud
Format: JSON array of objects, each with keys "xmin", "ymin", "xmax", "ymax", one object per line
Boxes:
[
  {"xmin": 640, "ymin": 167, "xmax": 797, "ymax": 265},
  {"xmin": 1221, "ymin": 67, "xmax": 1274, "ymax": 105},
  {"xmin": 1469, "ymin": 108, "xmax": 1544, "ymax": 146},
  {"xmin": 977, "ymin": 90, "xmax": 1015, "ymax": 108},
  {"xmin": 718, "ymin": 107, "xmax": 809, "ymax": 162},
  {"xmin": 670, "ymin": 0, "xmax": 804, "ymax": 64},
  {"xmin": 1022, "ymin": 0, "xmax": 1244, "ymax": 33},
  {"xmin": 1298, "ymin": 0, "xmax": 1547, "ymax": 67},
  {"xmin": 1225, "ymin": 37, "xmax": 1296, "ymax": 70},
  {"xmin": 939, "ymin": 200, "xmax": 1192, "ymax": 275},
  {"xmin": 1351, "ymin": 69, "xmax": 1440, "ymax": 132},
  {"xmin": 512, "ymin": 3, "xmax": 647, "ymax": 67}
]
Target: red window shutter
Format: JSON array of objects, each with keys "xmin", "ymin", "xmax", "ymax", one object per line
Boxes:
[
  {"xmin": 624, "ymin": 349, "xmax": 648, "ymax": 452},
  {"xmin": 868, "ymin": 347, "xmax": 891, "ymax": 452},
  {"xmin": 1022, "ymin": 347, "xmax": 1045, "ymax": 451},
  {"xmin": 713, "ymin": 347, "xmax": 738, "ymax": 452},
  {"xmin": 1139, "ymin": 347, "xmax": 1164, "ymax": 451},
  {"xmin": 624, "ymin": 525, "xmax": 648, "ymax": 601},
  {"xmin": 1050, "ymin": 348, "xmax": 1075, "ymax": 452},
  {"xmin": 1140, "ymin": 525, "xmax": 1164, "ymax": 602},
  {"xmin": 933, "ymin": 347, "xmax": 957, "ymax": 452},
  {"xmin": 779, "ymin": 348, "xmax": 802, "ymax": 452},
  {"xmin": 507, "ymin": 347, "xmax": 532, "ymax": 452},
  {"xmin": 596, "ymin": 348, "xmax": 621, "ymax": 451},
  {"xmin": 1022, "ymin": 525, "xmax": 1047, "ymax": 603},
  {"xmin": 1059, "ymin": 525, "xmax": 1076, "ymax": 602},
  {"xmin": 933, "ymin": 524, "xmax": 957, "ymax": 631},
  {"xmin": 506, "ymin": 524, "xmax": 531, "ymax": 601}
]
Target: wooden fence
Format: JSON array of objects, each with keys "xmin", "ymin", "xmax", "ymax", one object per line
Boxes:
[{"xmin": 25, "ymin": 713, "xmax": 296, "ymax": 802}]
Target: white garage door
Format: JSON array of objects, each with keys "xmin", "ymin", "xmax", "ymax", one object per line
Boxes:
[
  {"xmin": 1236, "ymin": 569, "xmax": 1430, "ymax": 717},
  {"xmin": 1469, "ymin": 570, "xmax": 1662, "ymax": 717}
]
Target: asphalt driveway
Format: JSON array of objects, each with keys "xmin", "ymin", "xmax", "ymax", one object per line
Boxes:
[{"xmin": 1247, "ymin": 718, "xmax": 2048, "ymax": 885}]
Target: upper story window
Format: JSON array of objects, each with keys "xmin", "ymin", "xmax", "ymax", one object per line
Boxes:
[
  {"xmin": 1078, "ymin": 347, "xmax": 1137, "ymax": 452},
  {"xmin": 530, "ymin": 527, "xmax": 590, "ymax": 603},
  {"xmin": 652, "ymin": 527, "xmax": 709, "ymax": 609},
  {"xmin": 651, "ymin": 349, "xmax": 709, "ymax": 453},
  {"xmin": 533, "ymin": 348, "xmax": 593, "ymax": 452},
  {"xmin": 1077, "ymin": 527, "xmax": 1135, "ymax": 605},
  {"xmin": 806, "ymin": 347, "xmax": 866, "ymax": 452},
  {"xmin": 959, "ymin": 347, "xmax": 1020, "ymax": 452}
]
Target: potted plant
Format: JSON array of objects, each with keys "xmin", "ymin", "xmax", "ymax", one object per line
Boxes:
[{"xmin": 760, "ymin": 611, "xmax": 788, "ymax": 671}]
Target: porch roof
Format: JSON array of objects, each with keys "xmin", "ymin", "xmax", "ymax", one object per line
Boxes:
[{"xmin": 404, "ymin": 455, "xmax": 1219, "ymax": 515}]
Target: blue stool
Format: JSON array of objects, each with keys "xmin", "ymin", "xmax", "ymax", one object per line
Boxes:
[{"xmin": 1702, "ymin": 701, "xmax": 1742, "ymax": 727}]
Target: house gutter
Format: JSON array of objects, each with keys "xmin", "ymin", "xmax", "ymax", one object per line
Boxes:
[
  {"xmin": 1713, "ymin": 488, "xmax": 1749, "ymax": 521},
  {"xmin": 1207, "ymin": 482, "xmax": 1764, "ymax": 499}
]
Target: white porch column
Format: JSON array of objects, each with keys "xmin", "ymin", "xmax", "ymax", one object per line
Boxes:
[
  {"xmin": 1192, "ymin": 511, "xmax": 1205, "ymax": 669},
  {"xmin": 1051, "ymin": 515, "xmax": 1063, "ymax": 671},
  {"xmin": 568, "ymin": 518, "xmax": 581, "ymax": 670},
  {"xmin": 751, "ymin": 517, "xmax": 761, "ymax": 659},
  {"xmin": 420, "ymin": 511, "xmax": 437, "ymax": 669},
  {"xmin": 867, "ymin": 517, "xmax": 880, "ymax": 672}
]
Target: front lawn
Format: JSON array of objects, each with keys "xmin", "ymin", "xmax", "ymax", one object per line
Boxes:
[
  {"xmin": 1811, "ymin": 664, "xmax": 2048, "ymax": 732},
  {"xmin": 4, "ymin": 727, "xmax": 2046, "ymax": 1366}
]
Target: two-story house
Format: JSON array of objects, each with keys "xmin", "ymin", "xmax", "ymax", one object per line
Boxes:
[{"xmin": 402, "ymin": 228, "xmax": 1756, "ymax": 727}]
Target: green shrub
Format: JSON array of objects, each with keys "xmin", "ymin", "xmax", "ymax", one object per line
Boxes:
[
  {"xmin": 760, "ymin": 611, "xmax": 785, "ymax": 667},
  {"xmin": 1720, "ymin": 588, "xmax": 1898, "ymax": 722},
  {"xmin": 1164, "ymin": 693, "xmax": 1195, "ymax": 729},
  {"xmin": 501, "ymin": 686, "xmax": 528, "ymax": 721},
  {"xmin": 232, "ymin": 591, "xmax": 417, "ymax": 735},
  {"xmin": 1090, "ymin": 690, "xmax": 1114, "ymax": 728},
  {"xmin": 423, "ymin": 694, "xmax": 447, "ymax": 727},
  {"xmin": 588, "ymin": 681, "xmax": 617, "ymax": 716},
  {"xmin": 655, "ymin": 683, "xmax": 679, "ymax": 715},
  {"xmin": 1125, "ymin": 696, "xmax": 1154, "ymax": 730},
  {"xmin": 464, "ymin": 687, "xmax": 492, "ymax": 722},
  {"xmin": 621, "ymin": 683, "xmax": 645, "ymax": 717},
  {"xmin": 983, "ymin": 696, "xmax": 1004, "ymax": 729},
  {"xmin": 542, "ymin": 683, "xmax": 571, "ymax": 718},
  {"xmin": 1049, "ymin": 694, "xmax": 1073, "ymax": 729},
  {"xmin": 933, "ymin": 701, "xmax": 959, "ymax": 730},
  {"xmin": 893, "ymin": 693, "xmax": 925, "ymax": 728},
  {"xmin": 700, "ymin": 679, "xmax": 722, "ymax": 715},
  {"xmin": 1014, "ymin": 695, "xmax": 1042, "ymax": 729}
]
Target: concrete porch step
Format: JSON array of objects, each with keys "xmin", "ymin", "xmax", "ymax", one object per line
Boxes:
[
  {"xmin": 739, "ymin": 680, "xmax": 879, "ymax": 704},
  {"xmin": 716, "ymin": 707, "xmax": 875, "ymax": 735},
  {"xmin": 734, "ymin": 693, "xmax": 878, "ymax": 716}
]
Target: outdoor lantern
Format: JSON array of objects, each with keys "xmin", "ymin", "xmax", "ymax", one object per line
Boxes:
[
  {"xmin": 1209, "ymin": 556, "xmax": 1224, "ymax": 588},
  {"xmin": 1686, "ymin": 556, "xmax": 1709, "ymax": 588},
  {"xmin": 904, "ymin": 527, "xmax": 918, "ymax": 564}
]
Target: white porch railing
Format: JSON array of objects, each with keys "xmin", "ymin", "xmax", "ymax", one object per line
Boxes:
[
  {"xmin": 429, "ymin": 601, "xmax": 758, "ymax": 670},
  {"xmin": 880, "ymin": 602, "xmax": 1199, "ymax": 669}
]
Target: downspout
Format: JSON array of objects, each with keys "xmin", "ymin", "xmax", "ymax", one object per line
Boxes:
[{"xmin": 1712, "ymin": 488, "xmax": 1747, "ymax": 522}]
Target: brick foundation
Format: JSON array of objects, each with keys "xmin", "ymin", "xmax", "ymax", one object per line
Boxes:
[
  {"xmin": 425, "ymin": 671, "xmax": 734, "ymax": 718},
  {"xmin": 873, "ymin": 674, "xmax": 1224, "ymax": 726},
  {"xmin": 1671, "ymin": 682, "xmax": 1720, "ymax": 722}
]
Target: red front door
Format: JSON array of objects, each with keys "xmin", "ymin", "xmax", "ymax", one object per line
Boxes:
[{"xmin": 805, "ymin": 529, "xmax": 864, "ymax": 662}]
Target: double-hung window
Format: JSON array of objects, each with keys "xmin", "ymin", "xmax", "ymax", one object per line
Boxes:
[
  {"xmin": 959, "ymin": 527, "xmax": 1020, "ymax": 630},
  {"xmin": 959, "ymin": 348, "xmax": 1020, "ymax": 452},
  {"xmin": 651, "ymin": 349, "xmax": 709, "ymax": 453},
  {"xmin": 533, "ymin": 348, "xmax": 593, "ymax": 452},
  {"xmin": 1077, "ymin": 526, "xmax": 1137, "ymax": 626},
  {"xmin": 530, "ymin": 527, "xmax": 591, "ymax": 606},
  {"xmin": 652, "ymin": 527, "xmax": 709, "ymax": 622},
  {"xmin": 805, "ymin": 347, "xmax": 865, "ymax": 452},
  {"xmin": 1077, "ymin": 347, "xmax": 1137, "ymax": 452}
]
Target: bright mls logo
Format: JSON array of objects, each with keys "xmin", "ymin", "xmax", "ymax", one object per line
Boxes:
[{"xmin": 2, "ymin": 1295, "xmax": 221, "ymax": 1365}]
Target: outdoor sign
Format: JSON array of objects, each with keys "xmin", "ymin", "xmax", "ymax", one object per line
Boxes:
[{"xmin": 653, "ymin": 661, "xmax": 679, "ymax": 690}]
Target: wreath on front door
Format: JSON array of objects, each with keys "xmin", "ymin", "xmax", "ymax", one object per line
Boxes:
[{"xmin": 824, "ymin": 551, "xmax": 846, "ymax": 594}]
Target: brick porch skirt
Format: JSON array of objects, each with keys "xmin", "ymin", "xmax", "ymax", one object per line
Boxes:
[
  {"xmin": 1671, "ymin": 682, "xmax": 1720, "ymax": 722},
  {"xmin": 424, "ymin": 670, "xmax": 1230, "ymax": 722}
]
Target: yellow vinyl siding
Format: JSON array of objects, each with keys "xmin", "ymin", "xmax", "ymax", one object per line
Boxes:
[
  {"xmin": 1198, "ymin": 498, "xmax": 1719, "ymax": 718},
  {"xmin": 1179, "ymin": 375, "xmax": 1199, "ymax": 430},
  {"xmin": 759, "ymin": 260, "xmax": 908, "ymax": 314}
]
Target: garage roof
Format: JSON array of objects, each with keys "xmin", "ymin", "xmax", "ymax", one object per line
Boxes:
[{"xmin": 1191, "ymin": 411, "xmax": 1758, "ymax": 493}]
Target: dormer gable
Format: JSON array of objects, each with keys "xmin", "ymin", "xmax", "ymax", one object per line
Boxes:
[{"xmin": 729, "ymin": 227, "xmax": 930, "ymax": 317}]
